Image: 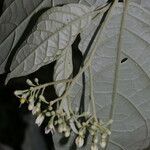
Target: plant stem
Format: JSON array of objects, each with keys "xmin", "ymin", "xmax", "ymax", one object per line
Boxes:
[
  {"xmin": 88, "ymin": 65, "xmax": 97, "ymax": 121},
  {"xmin": 51, "ymin": 0, "xmax": 54, "ymax": 7},
  {"xmin": 31, "ymin": 79, "xmax": 72, "ymax": 91}
]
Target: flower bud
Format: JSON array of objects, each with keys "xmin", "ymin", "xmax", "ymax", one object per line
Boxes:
[
  {"xmin": 91, "ymin": 144, "xmax": 98, "ymax": 150},
  {"xmin": 102, "ymin": 133, "xmax": 107, "ymax": 139},
  {"xmin": 58, "ymin": 124, "xmax": 63, "ymax": 133},
  {"xmin": 91, "ymin": 125, "xmax": 96, "ymax": 130},
  {"xmin": 28, "ymin": 96, "xmax": 34, "ymax": 102},
  {"xmin": 75, "ymin": 136, "xmax": 84, "ymax": 148},
  {"xmin": 14, "ymin": 90, "xmax": 24, "ymax": 96},
  {"xmin": 28, "ymin": 101, "xmax": 34, "ymax": 111},
  {"xmin": 35, "ymin": 114, "xmax": 44, "ymax": 126},
  {"xmin": 32, "ymin": 106, "xmax": 40, "ymax": 115},
  {"xmin": 100, "ymin": 141, "xmax": 106, "ymax": 148},
  {"xmin": 34, "ymin": 78, "xmax": 39, "ymax": 84},
  {"xmin": 26, "ymin": 79, "xmax": 35, "ymax": 86},
  {"xmin": 46, "ymin": 112, "xmax": 51, "ymax": 117},
  {"xmin": 64, "ymin": 130, "xmax": 70, "ymax": 137},
  {"xmin": 58, "ymin": 118, "xmax": 63, "ymax": 124}
]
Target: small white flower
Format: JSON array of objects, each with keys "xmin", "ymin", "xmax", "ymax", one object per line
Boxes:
[
  {"xmin": 75, "ymin": 136, "xmax": 84, "ymax": 148},
  {"xmin": 35, "ymin": 114, "xmax": 44, "ymax": 126},
  {"xmin": 91, "ymin": 144, "xmax": 98, "ymax": 150}
]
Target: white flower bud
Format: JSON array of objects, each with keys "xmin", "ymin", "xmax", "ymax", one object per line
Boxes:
[
  {"xmin": 102, "ymin": 133, "xmax": 107, "ymax": 139},
  {"xmin": 39, "ymin": 95, "xmax": 47, "ymax": 103},
  {"xmin": 35, "ymin": 114, "xmax": 44, "ymax": 126},
  {"xmin": 100, "ymin": 141, "xmax": 106, "ymax": 149},
  {"xmin": 75, "ymin": 136, "xmax": 84, "ymax": 148},
  {"xmin": 32, "ymin": 106, "xmax": 40, "ymax": 115},
  {"xmin": 58, "ymin": 124, "xmax": 63, "ymax": 133},
  {"xmin": 91, "ymin": 125, "xmax": 96, "ymax": 130},
  {"xmin": 34, "ymin": 78, "xmax": 39, "ymax": 84},
  {"xmin": 14, "ymin": 90, "xmax": 24, "ymax": 96},
  {"xmin": 37, "ymin": 102, "xmax": 41, "ymax": 108},
  {"xmin": 91, "ymin": 144, "xmax": 98, "ymax": 150},
  {"xmin": 79, "ymin": 130, "xmax": 84, "ymax": 136},
  {"xmin": 64, "ymin": 130, "xmax": 70, "ymax": 137},
  {"xmin": 28, "ymin": 101, "xmax": 34, "ymax": 111},
  {"xmin": 58, "ymin": 118, "xmax": 63, "ymax": 124},
  {"xmin": 62, "ymin": 124, "xmax": 67, "ymax": 132},
  {"xmin": 46, "ymin": 112, "xmax": 51, "ymax": 117},
  {"xmin": 107, "ymin": 130, "xmax": 111, "ymax": 135},
  {"xmin": 28, "ymin": 96, "xmax": 34, "ymax": 102},
  {"xmin": 26, "ymin": 79, "xmax": 35, "ymax": 86}
]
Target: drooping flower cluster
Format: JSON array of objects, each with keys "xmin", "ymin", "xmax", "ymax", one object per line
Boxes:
[{"xmin": 14, "ymin": 78, "xmax": 113, "ymax": 149}]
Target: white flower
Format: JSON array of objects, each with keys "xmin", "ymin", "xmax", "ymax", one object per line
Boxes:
[
  {"xmin": 35, "ymin": 114, "xmax": 44, "ymax": 126},
  {"xmin": 91, "ymin": 144, "xmax": 98, "ymax": 150},
  {"xmin": 75, "ymin": 136, "xmax": 84, "ymax": 148}
]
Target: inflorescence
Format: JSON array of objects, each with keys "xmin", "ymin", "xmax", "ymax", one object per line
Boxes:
[{"xmin": 14, "ymin": 78, "xmax": 113, "ymax": 150}]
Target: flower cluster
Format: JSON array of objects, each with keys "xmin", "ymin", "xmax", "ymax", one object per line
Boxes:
[{"xmin": 14, "ymin": 78, "xmax": 113, "ymax": 149}]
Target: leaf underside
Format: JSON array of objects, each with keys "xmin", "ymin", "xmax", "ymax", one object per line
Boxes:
[
  {"xmin": 5, "ymin": 3, "xmax": 95, "ymax": 83},
  {"xmin": 0, "ymin": 0, "xmax": 78, "ymax": 75}
]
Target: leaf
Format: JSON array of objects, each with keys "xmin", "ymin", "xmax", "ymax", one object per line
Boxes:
[
  {"xmin": 131, "ymin": 0, "xmax": 150, "ymax": 11},
  {"xmin": 0, "ymin": 0, "xmax": 78, "ymax": 75},
  {"xmin": 2, "ymin": 0, "xmax": 14, "ymax": 13},
  {"xmin": 53, "ymin": 2, "xmax": 150, "ymax": 150},
  {"xmin": 6, "ymin": 3, "xmax": 99, "ymax": 83},
  {"xmin": 0, "ymin": 0, "xmax": 51, "ymax": 74}
]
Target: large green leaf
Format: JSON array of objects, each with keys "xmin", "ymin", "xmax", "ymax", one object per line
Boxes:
[
  {"xmin": 6, "ymin": 3, "xmax": 100, "ymax": 83},
  {"xmin": 53, "ymin": 2, "xmax": 150, "ymax": 150}
]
